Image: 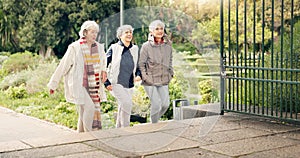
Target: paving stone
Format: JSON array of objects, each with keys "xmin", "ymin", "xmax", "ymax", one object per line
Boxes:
[
  {"xmin": 238, "ymin": 119, "xmax": 300, "ymax": 133},
  {"xmin": 240, "ymin": 144, "xmax": 300, "ymax": 158},
  {"xmin": 199, "ymin": 127, "xmax": 272, "ymax": 146},
  {"xmin": 84, "ymin": 140, "xmax": 140, "ymax": 158},
  {"xmin": 200, "ymin": 135, "xmax": 300, "ymax": 157},
  {"xmin": 85, "ymin": 131, "xmax": 199, "ymax": 157},
  {"xmin": 164, "ymin": 125, "xmax": 271, "ymax": 145},
  {"xmin": 211, "ymin": 120, "xmax": 242, "ymax": 132},
  {"xmin": 162, "ymin": 125, "xmax": 202, "ymax": 141},
  {"xmin": 274, "ymin": 129, "xmax": 300, "ymax": 140},
  {"xmin": 0, "ymin": 107, "xmax": 74, "ymax": 142},
  {"xmin": 56, "ymin": 150, "xmax": 118, "ymax": 158},
  {"xmin": 0, "ymin": 143, "xmax": 96, "ymax": 158},
  {"xmin": 146, "ymin": 135, "xmax": 199, "ymax": 156},
  {"xmin": 0, "ymin": 140, "xmax": 31, "ymax": 153},
  {"xmin": 22, "ymin": 132, "xmax": 97, "ymax": 147},
  {"xmin": 145, "ymin": 147, "xmax": 230, "ymax": 158},
  {"xmin": 178, "ymin": 115, "xmax": 241, "ymax": 135},
  {"xmin": 105, "ymin": 121, "xmax": 190, "ymax": 137}
]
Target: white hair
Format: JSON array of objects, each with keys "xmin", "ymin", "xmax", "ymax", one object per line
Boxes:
[
  {"xmin": 149, "ymin": 20, "xmax": 165, "ymax": 32},
  {"xmin": 116, "ymin": 25, "xmax": 134, "ymax": 39},
  {"xmin": 79, "ymin": 20, "xmax": 99, "ymax": 38}
]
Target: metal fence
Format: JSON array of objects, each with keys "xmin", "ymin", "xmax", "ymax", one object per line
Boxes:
[{"xmin": 220, "ymin": 0, "xmax": 300, "ymax": 123}]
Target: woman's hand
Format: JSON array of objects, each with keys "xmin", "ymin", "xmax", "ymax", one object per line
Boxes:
[
  {"xmin": 101, "ymin": 71, "xmax": 107, "ymax": 83},
  {"xmin": 106, "ymin": 85, "xmax": 112, "ymax": 91},
  {"xmin": 134, "ymin": 76, "xmax": 141, "ymax": 82},
  {"xmin": 50, "ymin": 89, "xmax": 55, "ymax": 94}
]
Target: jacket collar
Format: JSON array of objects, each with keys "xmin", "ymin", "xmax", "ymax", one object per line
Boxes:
[
  {"xmin": 148, "ymin": 33, "xmax": 171, "ymax": 46},
  {"xmin": 118, "ymin": 40, "xmax": 133, "ymax": 48}
]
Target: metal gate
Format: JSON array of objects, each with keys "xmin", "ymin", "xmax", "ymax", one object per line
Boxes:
[{"xmin": 220, "ymin": 0, "xmax": 300, "ymax": 123}]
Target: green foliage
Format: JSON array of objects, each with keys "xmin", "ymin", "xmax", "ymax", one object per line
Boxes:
[
  {"xmin": 172, "ymin": 42, "xmax": 197, "ymax": 54},
  {"xmin": 163, "ymin": 73, "xmax": 186, "ymax": 119},
  {"xmin": 0, "ymin": 87, "xmax": 78, "ymax": 130},
  {"xmin": 0, "ymin": 70, "xmax": 29, "ymax": 90},
  {"xmin": 0, "ymin": 51, "xmax": 48, "ymax": 91},
  {"xmin": 239, "ymin": 21, "xmax": 300, "ymax": 113},
  {"xmin": 198, "ymin": 79, "xmax": 219, "ymax": 104},
  {"xmin": 1, "ymin": 51, "xmax": 40, "ymax": 73},
  {"xmin": 26, "ymin": 59, "xmax": 59, "ymax": 94},
  {"xmin": 101, "ymin": 90, "xmax": 117, "ymax": 113},
  {"xmin": 132, "ymin": 84, "xmax": 150, "ymax": 116},
  {"xmin": 5, "ymin": 84, "xmax": 28, "ymax": 99},
  {"xmin": 0, "ymin": 53, "xmax": 10, "ymax": 79},
  {"xmin": 1, "ymin": 0, "xmax": 139, "ymax": 56}
]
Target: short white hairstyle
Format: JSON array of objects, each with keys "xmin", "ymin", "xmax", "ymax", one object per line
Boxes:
[
  {"xmin": 116, "ymin": 25, "xmax": 134, "ymax": 39},
  {"xmin": 79, "ymin": 20, "xmax": 99, "ymax": 38},
  {"xmin": 149, "ymin": 20, "xmax": 165, "ymax": 32}
]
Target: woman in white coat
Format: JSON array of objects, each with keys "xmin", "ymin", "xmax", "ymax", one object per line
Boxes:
[
  {"xmin": 47, "ymin": 20, "xmax": 107, "ymax": 132},
  {"xmin": 104, "ymin": 25, "xmax": 141, "ymax": 128}
]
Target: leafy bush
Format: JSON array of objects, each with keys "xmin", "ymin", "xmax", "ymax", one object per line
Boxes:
[
  {"xmin": 0, "ymin": 70, "xmax": 30, "ymax": 90},
  {"xmin": 0, "ymin": 55, "xmax": 9, "ymax": 80},
  {"xmin": 0, "ymin": 55, "xmax": 9, "ymax": 64},
  {"xmin": 1, "ymin": 51, "xmax": 40, "ymax": 74},
  {"xmin": 173, "ymin": 42, "xmax": 197, "ymax": 55},
  {"xmin": 5, "ymin": 84, "xmax": 28, "ymax": 99},
  {"xmin": 163, "ymin": 73, "xmax": 186, "ymax": 119},
  {"xmin": 101, "ymin": 90, "xmax": 117, "ymax": 113},
  {"xmin": 198, "ymin": 79, "xmax": 219, "ymax": 104},
  {"xmin": 26, "ymin": 59, "xmax": 59, "ymax": 94},
  {"xmin": 132, "ymin": 84, "xmax": 150, "ymax": 117}
]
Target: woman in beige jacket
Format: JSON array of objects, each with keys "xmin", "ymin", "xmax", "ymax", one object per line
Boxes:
[
  {"xmin": 139, "ymin": 20, "xmax": 174, "ymax": 123},
  {"xmin": 47, "ymin": 21, "xmax": 107, "ymax": 132}
]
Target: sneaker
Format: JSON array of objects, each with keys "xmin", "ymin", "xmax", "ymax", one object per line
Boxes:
[{"xmin": 92, "ymin": 120, "xmax": 98, "ymax": 129}]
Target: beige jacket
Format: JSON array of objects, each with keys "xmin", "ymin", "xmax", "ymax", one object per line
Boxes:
[
  {"xmin": 47, "ymin": 40, "xmax": 107, "ymax": 105},
  {"xmin": 139, "ymin": 34, "xmax": 174, "ymax": 86}
]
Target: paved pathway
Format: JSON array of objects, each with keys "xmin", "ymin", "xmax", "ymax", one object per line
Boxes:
[
  {"xmin": 0, "ymin": 106, "xmax": 74, "ymax": 142},
  {"xmin": 0, "ymin": 106, "xmax": 300, "ymax": 157}
]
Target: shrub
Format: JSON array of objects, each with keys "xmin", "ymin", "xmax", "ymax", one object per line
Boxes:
[
  {"xmin": 132, "ymin": 84, "xmax": 150, "ymax": 117},
  {"xmin": 198, "ymin": 79, "xmax": 219, "ymax": 104},
  {"xmin": 163, "ymin": 73, "xmax": 186, "ymax": 119},
  {"xmin": 0, "ymin": 71, "xmax": 30, "ymax": 90},
  {"xmin": 101, "ymin": 90, "xmax": 117, "ymax": 113},
  {"xmin": 5, "ymin": 84, "xmax": 28, "ymax": 99},
  {"xmin": 1, "ymin": 51, "xmax": 40, "ymax": 74},
  {"xmin": 26, "ymin": 60, "xmax": 59, "ymax": 94},
  {"xmin": 0, "ymin": 55, "xmax": 9, "ymax": 80}
]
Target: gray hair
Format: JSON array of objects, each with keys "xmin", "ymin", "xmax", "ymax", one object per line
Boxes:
[
  {"xmin": 116, "ymin": 25, "xmax": 134, "ymax": 39},
  {"xmin": 149, "ymin": 20, "xmax": 165, "ymax": 32},
  {"xmin": 79, "ymin": 20, "xmax": 99, "ymax": 38}
]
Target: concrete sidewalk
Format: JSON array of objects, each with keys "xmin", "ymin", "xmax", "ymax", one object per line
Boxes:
[
  {"xmin": 0, "ymin": 106, "xmax": 300, "ymax": 157},
  {"xmin": 0, "ymin": 106, "xmax": 75, "ymax": 142}
]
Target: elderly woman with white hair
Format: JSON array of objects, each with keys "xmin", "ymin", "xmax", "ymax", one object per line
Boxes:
[
  {"xmin": 139, "ymin": 20, "xmax": 174, "ymax": 123},
  {"xmin": 47, "ymin": 20, "xmax": 107, "ymax": 132},
  {"xmin": 104, "ymin": 24, "xmax": 141, "ymax": 128}
]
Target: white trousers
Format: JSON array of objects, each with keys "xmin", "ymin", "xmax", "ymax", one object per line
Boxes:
[
  {"xmin": 76, "ymin": 89, "xmax": 95, "ymax": 132},
  {"xmin": 111, "ymin": 84, "xmax": 133, "ymax": 128},
  {"xmin": 144, "ymin": 85, "xmax": 170, "ymax": 123}
]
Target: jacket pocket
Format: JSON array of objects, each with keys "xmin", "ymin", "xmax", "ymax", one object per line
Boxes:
[{"xmin": 143, "ymin": 73, "xmax": 154, "ymax": 85}]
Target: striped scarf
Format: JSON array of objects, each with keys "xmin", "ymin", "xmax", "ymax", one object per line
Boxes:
[{"xmin": 80, "ymin": 38, "xmax": 101, "ymax": 105}]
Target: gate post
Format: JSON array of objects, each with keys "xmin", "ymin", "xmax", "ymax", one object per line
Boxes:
[{"xmin": 220, "ymin": 0, "xmax": 225, "ymax": 115}]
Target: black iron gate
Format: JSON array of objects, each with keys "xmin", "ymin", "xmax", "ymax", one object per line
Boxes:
[{"xmin": 220, "ymin": 0, "xmax": 300, "ymax": 123}]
